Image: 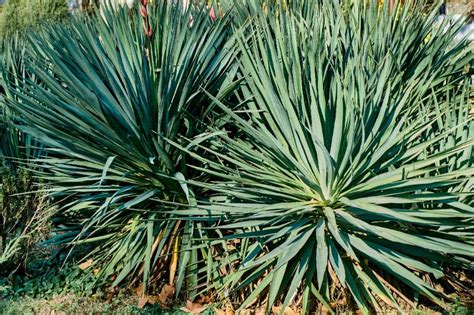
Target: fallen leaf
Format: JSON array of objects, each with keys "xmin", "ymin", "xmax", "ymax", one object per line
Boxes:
[
  {"xmin": 318, "ymin": 305, "xmax": 330, "ymax": 315},
  {"xmin": 225, "ymin": 303, "xmax": 234, "ymax": 315},
  {"xmin": 78, "ymin": 259, "xmax": 93, "ymax": 270},
  {"xmin": 180, "ymin": 300, "xmax": 206, "ymax": 314},
  {"xmin": 134, "ymin": 283, "xmax": 145, "ymax": 297},
  {"xmin": 196, "ymin": 293, "xmax": 214, "ymax": 304},
  {"xmin": 137, "ymin": 296, "xmax": 148, "ymax": 309},
  {"xmin": 214, "ymin": 303, "xmax": 234, "ymax": 315},
  {"xmin": 272, "ymin": 305, "xmax": 298, "ymax": 315},
  {"xmin": 158, "ymin": 284, "xmax": 175, "ymax": 305}
]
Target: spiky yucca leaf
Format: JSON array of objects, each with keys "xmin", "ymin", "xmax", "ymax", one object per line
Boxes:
[
  {"xmin": 6, "ymin": 3, "xmax": 235, "ymax": 293},
  {"xmin": 1, "ymin": 34, "xmax": 42, "ymax": 165},
  {"xmin": 176, "ymin": 1, "xmax": 474, "ymax": 312}
]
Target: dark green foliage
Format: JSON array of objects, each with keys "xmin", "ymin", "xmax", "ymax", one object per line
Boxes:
[{"xmin": 0, "ymin": 262, "xmax": 94, "ymax": 298}]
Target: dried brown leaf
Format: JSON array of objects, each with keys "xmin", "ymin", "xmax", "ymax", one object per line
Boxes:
[
  {"xmin": 225, "ymin": 303, "xmax": 234, "ymax": 315},
  {"xmin": 134, "ymin": 283, "xmax": 145, "ymax": 297},
  {"xmin": 158, "ymin": 284, "xmax": 175, "ymax": 305},
  {"xmin": 196, "ymin": 293, "xmax": 214, "ymax": 304},
  {"xmin": 272, "ymin": 305, "xmax": 298, "ymax": 315},
  {"xmin": 137, "ymin": 296, "xmax": 149, "ymax": 309},
  {"xmin": 215, "ymin": 303, "xmax": 234, "ymax": 315},
  {"xmin": 180, "ymin": 300, "xmax": 206, "ymax": 314},
  {"xmin": 78, "ymin": 259, "xmax": 93, "ymax": 270}
]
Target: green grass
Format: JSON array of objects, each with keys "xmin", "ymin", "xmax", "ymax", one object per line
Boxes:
[
  {"xmin": 0, "ymin": 295, "xmax": 146, "ymax": 314},
  {"xmin": 0, "ymin": 292, "xmax": 217, "ymax": 314},
  {"xmin": 1, "ymin": 294, "xmax": 471, "ymax": 315},
  {"xmin": 0, "ymin": 297, "xmax": 213, "ymax": 314}
]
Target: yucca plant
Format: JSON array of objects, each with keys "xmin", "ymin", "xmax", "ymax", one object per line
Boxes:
[
  {"xmin": 5, "ymin": 2, "xmax": 235, "ymax": 294},
  {"xmin": 175, "ymin": 1, "xmax": 474, "ymax": 312}
]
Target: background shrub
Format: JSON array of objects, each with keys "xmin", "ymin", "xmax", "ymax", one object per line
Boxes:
[
  {"xmin": 1, "ymin": 35, "xmax": 49, "ymax": 275},
  {"xmin": 0, "ymin": 0, "xmax": 68, "ymax": 39}
]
